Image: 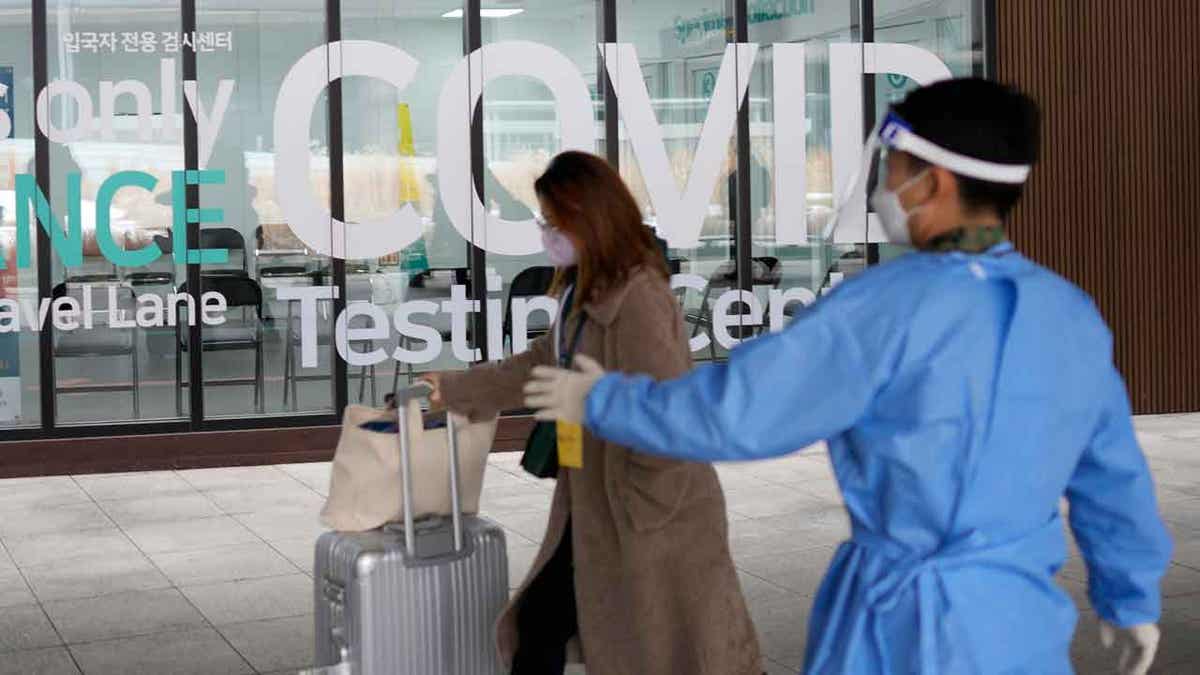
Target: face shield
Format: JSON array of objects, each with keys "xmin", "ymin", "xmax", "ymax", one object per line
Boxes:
[{"xmin": 820, "ymin": 111, "xmax": 1034, "ymax": 243}]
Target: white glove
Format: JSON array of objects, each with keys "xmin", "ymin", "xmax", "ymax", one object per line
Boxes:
[
  {"xmin": 523, "ymin": 354, "xmax": 607, "ymax": 425},
  {"xmin": 1100, "ymin": 621, "xmax": 1160, "ymax": 675}
]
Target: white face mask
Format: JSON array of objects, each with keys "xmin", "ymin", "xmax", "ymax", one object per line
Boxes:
[{"xmin": 868, "ymin": 169, "xmax": 930, "ymax": 245}]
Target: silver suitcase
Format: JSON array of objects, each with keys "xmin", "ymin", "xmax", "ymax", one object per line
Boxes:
[{"xmin": 313, "ymin": 383, "xmax": 508, "ymax": 675}]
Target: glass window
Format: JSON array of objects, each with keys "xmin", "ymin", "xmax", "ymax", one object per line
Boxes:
[
  {"xmin": 617, "ymin": 0, "xmax": 743, "ymax": 363},
  {"xmin": 197, "ymin": 0, "xmax": 331, "ymax": 418},
  {"xmin": 481, "ymin": 0, "xmax": 600, "ymax": 362},
  {"xmin": 747, "ymin": 1, "xmax": 858, "ymax": 337},
  {"xmin": 0, "ymin": 2, "xmax": 38, "ymax": 428},
  {"xmin": 339, "ymin": 1, "xmax": 472, "ymax": 403},
  {"xmin": 46, "ymin": 0, "xmax": 187, "ymax": 424},
  {"xmin": 874, "ymin": 0, "xmax": 987, "ymax": 262}
]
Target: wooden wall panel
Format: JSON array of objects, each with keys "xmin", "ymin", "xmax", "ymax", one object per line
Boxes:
[{"xmin": 997, "ymin": 0, "xmax": 1200, "ymax": 414}]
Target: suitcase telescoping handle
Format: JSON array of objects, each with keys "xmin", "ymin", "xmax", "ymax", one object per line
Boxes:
[{"xmin": 393, "ymin": 382, "xmax": 465, "ymax": 557}]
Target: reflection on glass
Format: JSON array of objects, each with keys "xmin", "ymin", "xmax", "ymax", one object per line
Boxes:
[
  {"xmin": 0, "ymin": 3, "xmax": 38, "ymax": 428},
  {"xmin": 197, "ymin": 0, "xmax": 330, "ymax": 418},
  {"xmin": 873, "ymin": 0, "xmax": 986, "ymax": 263},
  {"xmin": 748, "ymin": 2, "xmax": 858, "ymax": 340},
  {"xmin": 617, "ymin": 0, "xmax": 741, "ymax": 362},
  {"xmin": 340, "ymin": 1, "xmax": 472, "ymax": 399},
  {"xmin": 46, "ymin": 0, "xmax": 187, "ymax": 424},
  {"xmin": 482, "ymin": 0, "xmax": 600, "ymax": 362}
]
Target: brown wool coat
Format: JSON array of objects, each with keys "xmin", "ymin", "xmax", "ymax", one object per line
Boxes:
[{"xmin": 439, "ymin": 268, "xmax": 762, "ymax": 675}]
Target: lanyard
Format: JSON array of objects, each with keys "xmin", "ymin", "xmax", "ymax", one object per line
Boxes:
[{"xmin": 555, "ymin": 285, "xmax": 587, "ymax": 368}]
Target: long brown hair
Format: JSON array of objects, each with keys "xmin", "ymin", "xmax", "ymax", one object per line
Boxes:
[{"xmin": 533, "ymin": 151, "xmax": 669, "ymax": 308}]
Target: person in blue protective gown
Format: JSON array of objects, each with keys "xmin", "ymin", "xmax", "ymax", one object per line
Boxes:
[{"xmin": 523, "ymin": 78, "xmax": 1173, "ymax": 675}]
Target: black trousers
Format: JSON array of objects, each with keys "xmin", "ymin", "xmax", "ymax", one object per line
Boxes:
[{"xmin": 511, "ymin": 521, "xmax": 579, "ymax": 675}]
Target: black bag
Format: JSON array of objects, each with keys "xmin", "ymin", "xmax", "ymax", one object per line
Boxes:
[{"xmin": 520, "ymin": 287, "xmax": 587, "ymax": 479}]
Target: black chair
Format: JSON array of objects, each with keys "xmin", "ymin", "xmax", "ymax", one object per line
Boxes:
[
  {"xmin": 198, "ymin": 227, "xmax": 249, "ymax": 277},
  {"xmin": 125, "ymin": 232, "xmax": 176, "ymax": 287},
  {"xmin": 175, "ymin": 275, "xmax": 265, "ymax": 415},
  {"xmin": 281, "ymin": 274, "xmax": 385, "ymax": 410},
  {"xmin": 502, "ymin": 266, "xmax": 556, "ymax": 355},
  {"xmin": 254, "ymin": 225, "xmax": 313, "ymax": 281},
  {"xmin": 52, "ymin": 281, "xmax": 140, "ymax": 417}
]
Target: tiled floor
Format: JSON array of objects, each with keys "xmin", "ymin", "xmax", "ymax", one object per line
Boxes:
[{"xmin": 1, "ymin": 414, "xmax": 1198, "ymax": 674}]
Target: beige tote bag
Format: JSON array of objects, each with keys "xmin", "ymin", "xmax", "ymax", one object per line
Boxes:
[{"xmin": 320, "ymin": 402, "xmax": 497, "ymax": 532}]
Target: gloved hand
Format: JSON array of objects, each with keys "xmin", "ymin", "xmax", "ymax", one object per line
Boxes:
[
  {"xmin": 523, "ymin": 354, "xmax": 607, "ymax": 425},
  {"xmin": 1100, "ymin": 621, "xmax": 1160, "ymax": 675}
]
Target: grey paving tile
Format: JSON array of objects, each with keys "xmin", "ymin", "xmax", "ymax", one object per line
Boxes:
[
  {"xmin": 98, "ymin": 494, "xmax": 223, "ymax": 528},
  {"xmin": 737, "ymin": 570, "xmax": 802, "ymax": 606},
  {"xmin": 180, "ymin": 574, "xmax": 312, "ymax": 626},
  {"xmin": 276, "ymin": 463, "xmax": 331, "ymax": 494},
  {"xmin": 727, "ymin": 521, "xmax": 820, "ymax": 561},
  {"xmin": 0, "ymin": 477, "xmax": 91, "ymax": 510},
  {"xmin": 484, "ymin": 510, "xmax": 549, "ymax": 544},
  {"xmin": 204, "ymin": 482, "xmax": 325, "ymax": 516},
  {"xmin": 1055, "ymin": 576, "xmax": 1091, "ymax": 614},
  {"xmin": 1163, "ymin": 592, "xmax": 1200, "ymax": 622},
  {"xmin": 42, "ymin": 588, "xmax": 206, "ymax": 644},
  {"xmin": 0, "ymin": 545, "xmax": 14, "ymax": 572},
  {"xmin": 714, "ymin": 465, "xmax": 774, "ymax": 491},
  {"xmin": 73, "ymin": 471, "xmax": 197, "ymax": 502},
  {"xmin": 0, "ymin": 503, "xmax": 113, "ymax": 539},
  {"xmin": 68, "ymin": 627, "xmax": 253, "ymax": 675},
  {"xmin": 478, "ymin": 483, "xmax": 555, "ymax": 514},
  {"xmin": 150, "ymin": 542, "xmax": 300, "ymax": 586},
  {"xmin": 0, "ymin": 566, "xmax": 35, "ymax": 608},
  {"xmin": 4, "ymin": 528, "xmax": 140, "ymax": 569},
  {"xmin": 1152, "ymin": 660, "xmax": 1200, "ymax": 675},
  {"xmin": 22, "ymin": 551, "xmax": 170, "ymax": 602},
  {"xmin": 723, "ymin": 484, "xmax": 834, "ymax": 519},
  {"xmin": 0, "ymin": 604, "xmax": 62, "ymax": 652},
  {"xmin": 0, "ymin": 646, "xmax": 80, "ymax": 675},
  {"xmin": 217, "ymin": 615, "xmax": 314, "ymax": 673},
  {"xmin": 748, "ymin": 592, "xmax": 809, "ymax": 669},
  {"xmin": 765, "ymin": 656, "xmax": 800, "ymax": 675},
  {"xmin": 1069, "ymin": 612, "xmax": 1110, "ymax": 673},
  {"xmin": 1164, "ymin": 563, "xmax": 1200, "ymax": 598},
  {"xmin": 233, "ymin": 508, "xmax": 327, "ymax": 544},
  {"xmin": 506, "ymin": 540, "xmax": 541, "ymax": 590},
  {"xmin": 736, "ymin": 547, "xmax": 837, "ymax": 598},
  {"xmin": 1154, "ymin": 617, "xmax": 1200, "ymax": 668},
  {"xmin": 177, "ymin": 466, "xmax": 295, "ymax": 492},
  {"xmin": 1173, "ymin": 537, "xmax": 1200, "ymax": 572},
  {"xmin": 1161, "ymin": 497, "xmax": 1200, "ymax": 535},
  {"xmin": 121, "ymin": 516, "xmax": 260, "ymax": 555},
  {"xmin": 480, "ymin": 466, "xmax": 542, "ymax": 492},
  {"xmin": 269, "ymin": 537, "xmax": 316, "ymax": 575}
]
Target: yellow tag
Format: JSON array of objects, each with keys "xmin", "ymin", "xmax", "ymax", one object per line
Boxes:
[{"xmin": 556, "ymin": 421, "xmax": 584, "ymax": 469}]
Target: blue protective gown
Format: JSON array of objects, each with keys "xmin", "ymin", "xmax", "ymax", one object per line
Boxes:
[{"xmin": 584, "ymin": 243, "xmax": 1172, "ymax": 674}]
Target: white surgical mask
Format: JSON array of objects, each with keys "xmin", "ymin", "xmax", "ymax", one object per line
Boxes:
[
  {"xmin": 869, "ymin": 169, "xmax": 929, "ymax": 245},
  {"xmin": 541, "ymin": 227, "xmax": 578, "ymax": 267}
]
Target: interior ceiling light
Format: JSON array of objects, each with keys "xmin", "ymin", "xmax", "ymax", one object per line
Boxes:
[{"xmin": 442, "ymin": 8, "xmax": 525, "ymax": 19}]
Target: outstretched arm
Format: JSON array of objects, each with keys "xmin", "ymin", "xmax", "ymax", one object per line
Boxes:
[{"xmin": 584, "ymin": 300, "xmax": 887, "ymax": 462}]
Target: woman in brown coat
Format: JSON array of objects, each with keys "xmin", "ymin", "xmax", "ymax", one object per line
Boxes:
[{"xmin": 425, "ymin": 151, "xmax": 761, "ymax": 675}]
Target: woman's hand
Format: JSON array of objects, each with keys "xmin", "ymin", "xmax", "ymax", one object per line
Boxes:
[{"xmin": 417, "ymin": 372, "xmax": 445, "ymax": 411}]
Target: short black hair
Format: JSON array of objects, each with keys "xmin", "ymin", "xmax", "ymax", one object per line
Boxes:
[{"xmin": 891, "ymin": 78, "xmax": 1040, "ymax": 218}]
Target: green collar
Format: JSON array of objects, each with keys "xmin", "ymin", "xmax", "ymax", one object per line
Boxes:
[{"xmin": 923, "ymin": 225, "xmax": 1007, "ymax": 254}]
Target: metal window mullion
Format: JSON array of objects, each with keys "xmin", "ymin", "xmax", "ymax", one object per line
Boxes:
[
  {"xmin": 466, "ymin": 0, "xmax": 488, "ymax": 361},
  {"xmin": 982, "ymin": 0, "xmax": 998, "ymax": 79},
  {"xmin": 859, "ymin": 0, "xmax": 879, "ymax": 265},
  {"xmin": 327, "ymin": 0, "xmax": 347, "ymax": 411},
  {"xmin": 601, "ymin": 0, "xmax": 617, "ymax": 167},
  {"xmin": 182, "ymin": 0, "xmax": 203, "ymax": 426},
  {"xmin": 32, "ymin": 0, "xmax": 53, "ymax": 430},
  {"xmin": 732, "ymin": 0, "xmax": 753, "ymax": 304}
]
